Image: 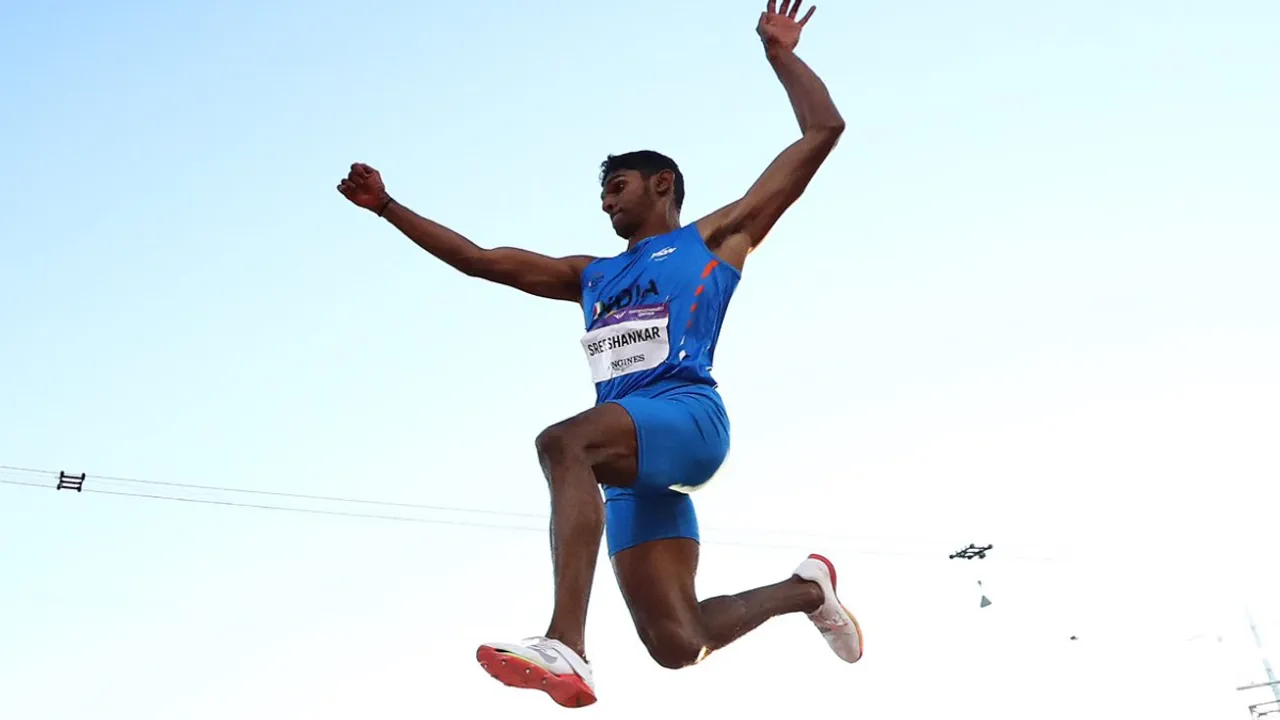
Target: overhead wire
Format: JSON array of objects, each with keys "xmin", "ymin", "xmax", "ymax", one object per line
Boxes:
[
  {"xmin": 0, "ymin": 479, "xmax": 51, "ymax": 490},
  {"xmin": 0, "ymin": 464, "xmax": 1057, "ymax": 561},
  {"xmin": 0, "ymin": 474, "xmax": 546, "ymax": 533},
  {"xmin": 0, "ymin": 463, "xmax": 542, "ymax": 518},
  {"xmin": 0, "ymin": 463, "xmax": 883, "ymax": 540}
]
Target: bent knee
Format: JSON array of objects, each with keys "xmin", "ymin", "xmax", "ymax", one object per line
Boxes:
[
  {"xmin": 535, "ymin": 423, "xmax": 580, "ymax": 466},
  {"xmin": 640, "ymin": 621, "xmax": 708, "ymax": 670}
]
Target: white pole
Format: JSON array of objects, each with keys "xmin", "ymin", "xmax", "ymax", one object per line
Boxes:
[{"xmin": 1248, "ymin": 609, "xmax": 1280, "ymax": 705}]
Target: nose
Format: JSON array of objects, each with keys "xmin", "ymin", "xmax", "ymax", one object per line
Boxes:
[{"xmin": 602, "ymin": 197, "xmax": 617, "ymax": 215}]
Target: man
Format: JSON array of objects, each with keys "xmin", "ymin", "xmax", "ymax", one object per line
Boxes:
[{"xmin": 337, "ymin": 0, "xmax": 860, "ymax": 708}]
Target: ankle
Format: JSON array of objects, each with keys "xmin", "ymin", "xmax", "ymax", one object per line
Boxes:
[
  {"xmin": 791, "ymin": 576, "xmax": 825, "ymax": 614},
  {"xmin": 544, "ymin": 631, "xmax": 587, "ymax": 661}
]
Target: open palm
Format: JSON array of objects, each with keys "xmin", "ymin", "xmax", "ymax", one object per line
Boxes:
[{"xmin": 757, "ymin": 0, "xmax": 816, "ymax": 53}]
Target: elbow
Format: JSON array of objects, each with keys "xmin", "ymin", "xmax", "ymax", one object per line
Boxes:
[
  {"xmin": 456, "ymin": 255, "xmax": 482, "ymax": 277},
  {"xmin": 456, "ymin": 249, "xmax": 498, "ymax": 279},
  {"xmin": 807, "ymin": 119, "xmax": 846, "ymax": 146}
]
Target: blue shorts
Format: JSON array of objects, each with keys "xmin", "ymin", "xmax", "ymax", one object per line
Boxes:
[{"xmin": 601, "ymin": 383, "xmax": 731, "ymax": 556}]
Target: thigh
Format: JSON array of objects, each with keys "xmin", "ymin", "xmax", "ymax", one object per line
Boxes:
[
  {"xmin": 610, "ymin": 390, "xmax": 730, "ymax": 495},
  {"xmin": 611, "ymin": 536, "xmax": 703, "ymax": 646},
  {"xmin": 603, "ymin": 485, "xmax": 700, "ymax": 557},
  {"xmin": 543, "ymin": 401, "xmax": 639, "ymax": 487}
]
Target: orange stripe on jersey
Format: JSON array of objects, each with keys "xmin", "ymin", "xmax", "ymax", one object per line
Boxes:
[{"xmin": 686, "ymin": 262, "xmax": 719, "ymax": 330}]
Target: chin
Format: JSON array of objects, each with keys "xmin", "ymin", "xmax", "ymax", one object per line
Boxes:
[{"xmin": 610, "ymin": 216, "xmax": 636, "ymax": 238}]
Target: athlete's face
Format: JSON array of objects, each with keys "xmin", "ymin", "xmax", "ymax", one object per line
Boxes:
[{"xmin": 600, "ymin": 169, "xmax": 661, "ymax": 239}]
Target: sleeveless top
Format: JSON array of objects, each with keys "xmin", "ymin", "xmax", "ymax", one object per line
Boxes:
[{"xmin": 578, "ymin": 223, "xmax": 741, "ymax": 404}]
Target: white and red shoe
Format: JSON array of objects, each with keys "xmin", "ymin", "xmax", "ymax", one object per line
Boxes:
[
  {"xmin": 476, "ymin": 636, "xmax": 597, "ymax": 708},
  {"xmin": 793, "ymin": 553, "xmax": 863, "ymax": 663}
]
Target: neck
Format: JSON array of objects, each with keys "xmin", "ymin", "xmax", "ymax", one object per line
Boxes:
[{"xmin": 626, "ymin": 216, "xmax": 681, "ymax": 248}]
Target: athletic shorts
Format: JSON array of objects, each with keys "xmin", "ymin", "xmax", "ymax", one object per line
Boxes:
[{"xmin": 601, "ymin": 383, "xmax": 731, "ymax": 556}]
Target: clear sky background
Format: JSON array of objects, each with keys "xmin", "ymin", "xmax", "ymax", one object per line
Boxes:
[{"xmin": 2, "ymin": 0, "xmax": 1277, "ymax": 718}]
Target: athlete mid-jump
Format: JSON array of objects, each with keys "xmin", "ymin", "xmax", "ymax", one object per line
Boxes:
[{"xmin": 337, "ymin": 0, "xmax": 860, "ymax": 708}]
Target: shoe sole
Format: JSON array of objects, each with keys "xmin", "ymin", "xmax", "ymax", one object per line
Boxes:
[
  {"xmin": 808, "ymin": 553, "xmax": 864, "ymax": 662},
  {"xmin": 476, "ymin": 645, "xmax": 597, "ymax": 708}
]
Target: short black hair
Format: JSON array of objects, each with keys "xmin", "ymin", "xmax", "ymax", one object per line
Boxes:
[{"xmin": 599, "ymin": 150, "xmax": 685, "ymax": 210}]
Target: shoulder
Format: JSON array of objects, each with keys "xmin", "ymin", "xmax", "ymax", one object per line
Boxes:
[
  {"xmin": 692, "ymin": 201, "xmax": 741, "ymax": 249},
  {"xmin": 684, "ymin": 214, "xmax": 750, "ymax": 272},
  {"xmin": 562, "ymin": 254, "xmax": 598, "ymax": 278},
  {"xmin": 658, "ymin": 222, "xmax": 707, "ymax": 250}
]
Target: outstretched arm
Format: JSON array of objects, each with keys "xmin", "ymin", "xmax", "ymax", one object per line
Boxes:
[
  {"xmin": 338, "ymin": 163, "xmax": 592, "ymax": 302},
  {"xmin": 696, "ymin": 1, "xmax": 844, "ymax": 268},
  {"xmin": 381, "ymin": 199, "xmax": 593, "ymax": 302}
]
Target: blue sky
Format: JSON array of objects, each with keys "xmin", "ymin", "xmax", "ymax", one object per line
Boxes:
[{"xmin": 2, "ymin": 0, "xmax": 1278, "ymax": 718}]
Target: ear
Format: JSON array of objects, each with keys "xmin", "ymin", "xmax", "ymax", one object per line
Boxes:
[{"xmin": 652, "ymin": 169, "xmax": 675, "ymax": 198}]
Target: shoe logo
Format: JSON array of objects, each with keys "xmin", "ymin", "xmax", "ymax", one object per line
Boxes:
[{"xmin": 530, "ymin": 645, "xmax": 561, "ymax": 665}]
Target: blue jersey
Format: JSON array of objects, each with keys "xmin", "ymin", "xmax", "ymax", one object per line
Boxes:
[{"xmin": 578, "ymin": 223, "xmax": 741, "ymax": 404}]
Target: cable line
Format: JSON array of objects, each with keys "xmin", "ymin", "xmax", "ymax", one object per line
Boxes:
[
  {"xmin": 0, "ymin": 464, "xmax": 1057, "ymax": 562},
  {"xmin": 0, "ymin": 464, "xmax": 542, "ymax": 518}
]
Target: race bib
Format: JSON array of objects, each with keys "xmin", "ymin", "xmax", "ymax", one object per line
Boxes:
[{"xmin": 581, "ymin": 304, "xmax": 670, "ymax": 383}]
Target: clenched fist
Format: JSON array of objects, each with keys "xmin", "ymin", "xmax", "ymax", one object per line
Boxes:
[{"xmin": 337, "ymin": 163, "xmax": 393, "ymax": 214}]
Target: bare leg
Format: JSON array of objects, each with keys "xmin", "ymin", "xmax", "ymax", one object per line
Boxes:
[
  {"xmin": 613, "ymin": 538, "xmax": 823, "ymax": 668},
  {"xmin": 534, "ymin": 403, "xmax": 640, "ymax": 660},
  {"xmin": 537, "ymin": 437, "xmax": 605, "ymax": 658},
  {"xmin": 698, "ymin": 577, "xmax": 823, "ymax": 652}
]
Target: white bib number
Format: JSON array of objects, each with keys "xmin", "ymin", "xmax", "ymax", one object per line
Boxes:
[{"xmin": 581, "ymin": 304, "xmax": 670, "ymax": 384}]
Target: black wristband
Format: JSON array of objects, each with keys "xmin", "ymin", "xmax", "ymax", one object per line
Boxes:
[{"xmin": 376, "ymin": 196, "xmax": 394, "ymax": 217}]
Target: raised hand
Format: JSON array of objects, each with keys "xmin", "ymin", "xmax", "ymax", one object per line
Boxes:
[
  {"xmin": 337, "ymin": 162, "xmax": 392, "ymax": 214},
  {"xmin": 756, "ymin": 0, "xmax": 815, "ymax": 54}
]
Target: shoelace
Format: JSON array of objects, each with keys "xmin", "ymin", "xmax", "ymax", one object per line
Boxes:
[{"xmin": 519, "ymin": 637, "xmax": 557, "ymax": 655}]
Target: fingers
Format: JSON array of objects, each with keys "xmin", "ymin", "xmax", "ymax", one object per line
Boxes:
[
  {"xmin": 340, "ymin": 164, "xmax": 376, "ymax": 184},
  {"xmin": 337, "ymin": 163, "xmax": 378, "ymax": 197},
  {"xmin": 767, "ymin": 0, "xmax": 814, "ymax": 24}
]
